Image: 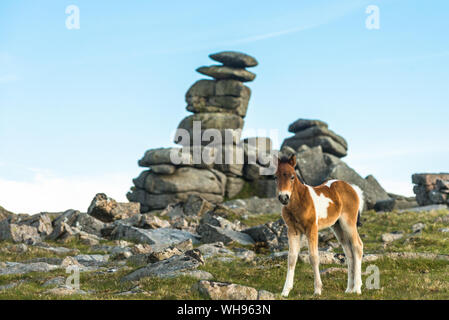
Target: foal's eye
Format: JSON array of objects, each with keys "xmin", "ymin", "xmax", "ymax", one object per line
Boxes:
[{"xmin": 290, "ymin": 175, "xmax": 295, "ymax": 180}]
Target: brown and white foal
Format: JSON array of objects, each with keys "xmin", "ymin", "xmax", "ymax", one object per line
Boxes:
[{"xmin": 275, "ymin": 155, "xmax": 364, "ymax": 296}]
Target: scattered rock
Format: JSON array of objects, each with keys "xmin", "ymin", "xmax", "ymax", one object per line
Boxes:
[
  {"xmin": 0, "ymin": 220, "xmax": 41, "ymax": 244},
  {"xmin": 412, "ymin": 223, "xmax": 425, "ymax": 233},
  {"xmin": 197, "ymin": 242, "xmax": 234, "ymax": 259},
  {"xmin": 197, "ymin": 223, "xmax": 255, "ymax": 246},
  {"xmin": 0, "ymin": 262, "xmax": 59, "ymax": 276},
  {"xmin": 111, "ymin": 224, "xmax": 200, "ymax": 248},
  {"xmin": 88, "ymin": 193, "xmax": 140, "ymax": 222},
  {"xmin": 121, "ymin": 250, "xmax": 204, "ymax": 282},
  {"xmin": 42, "ymin": 277, "xmax": 66, "ymax": 288},
  {"xmin": 381, "ymin": 232, "xmax": 404, "ymax": 243},
  {"xmin": 193, "ymin": 281, "xmax": 258, "ymax": 300},
  {"xmin": 223, "ymin": 197, "xmax": 282, "ymax": 215},
  {"xmin": 257, "ymin": 290, "xmax": 276, "ymax": 300}
]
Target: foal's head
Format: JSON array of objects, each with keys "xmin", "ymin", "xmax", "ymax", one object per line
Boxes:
[{"xmin": 275, "ymin": 154, "xmax": 297, "ymax": 205}]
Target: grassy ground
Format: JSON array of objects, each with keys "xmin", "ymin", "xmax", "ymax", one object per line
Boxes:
[{"xmin": 1, "ymin": 208, "xmax": 448, "ymax": 300}]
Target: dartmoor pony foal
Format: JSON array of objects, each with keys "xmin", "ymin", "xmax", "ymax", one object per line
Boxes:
[{"xmin": 275, "ymin": 155, "xmax": 364, "ymax": 297}]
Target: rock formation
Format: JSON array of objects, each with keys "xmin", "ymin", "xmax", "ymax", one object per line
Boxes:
[
  {"xmin": 412, "ymin": 173, "xmax": 449, "ymax": 206},
  {"xmin": 282, "ymin": 119, "xmax": 348, "ymax": 158},
  {"xmin": 127, "ymin": 51, "xmax": 275, "ymax": 212}
]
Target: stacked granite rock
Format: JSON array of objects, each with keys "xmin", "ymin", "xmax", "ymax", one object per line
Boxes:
[
  {"xmin": 282, "ymin": 119, "xmax": 348, "ymax": 158},
  {"xmin": 176, "ymin": 51, "xmax": 257, "ymax": 146},
  {"xmin": 412, "ymin": 173, "xmax": 449, "ymax": 206},
  {"xmin": 127, "ymin": 51, "xmax": 275, "ymax": 212}
]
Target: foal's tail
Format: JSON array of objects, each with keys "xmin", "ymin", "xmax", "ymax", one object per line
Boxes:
[{"xmin": 350, "ymin": 184, "xmax": 364, "ymax": 227}]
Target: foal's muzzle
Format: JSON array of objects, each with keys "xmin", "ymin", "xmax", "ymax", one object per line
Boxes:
[{"xmin": 278, "ymin": 194, "xmax": 290, "ymax": 205}]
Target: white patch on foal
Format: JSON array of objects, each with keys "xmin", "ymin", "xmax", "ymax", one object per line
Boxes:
[
  {"xmin": 306, "ymin": 185, "xmax": 333, "ymax": 222},
  {"xmin": 324, "ymin": 179, "xmax": 338, "ymax": 188}
]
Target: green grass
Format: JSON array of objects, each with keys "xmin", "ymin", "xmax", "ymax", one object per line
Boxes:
[
  {"xmin": 1, "ymin": 208, "xmax": 449, "ymax": 299},
  {"xmin": 359, "ymin": 209, "xmax": 449, "ymax": 254}
]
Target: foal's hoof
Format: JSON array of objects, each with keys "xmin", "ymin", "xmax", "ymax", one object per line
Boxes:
[
  {"xmin": 281, "ymin": 290, "xmax": 290, "ymax": 298},
  {"xmin": 313, "ymin": 289, "xmax": 322, "ymax": 296}
]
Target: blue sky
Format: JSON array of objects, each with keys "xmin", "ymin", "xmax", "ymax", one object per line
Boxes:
[{"xmin": 1, "ymin": 0, "xmax": 448, "ymax": 213}]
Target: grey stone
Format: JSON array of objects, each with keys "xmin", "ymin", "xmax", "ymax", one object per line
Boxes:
[
  {"xmin": 187, "ymin": 92, "xmax": 250, "ymax": 118},
  {"xmin": 111, "ymin": 224, "xmax": 200, "ymax": 248},
  {"xmin": 412, "ymin": 173, "xmax": 449, "ymax": 186},
  {"xmin": 197, "ymin": 65, "xmax": 256, "ymax": 82},
  {"xmin": 250, "ymin": 179, "xmax": 277, "ymax": 198},
  {"xmin": 138, "ymin": 148, "xmax": 192, "ymax": 167},
  {"xmin": 74, "ymin": 254, "xmax": 110, "ymax": 267},
  {"xmin": 185, "ymin": 79, "xmax": 216, "ymax": 98},
  {"xmin": 429, "ymin": 190, "xmax": 447, "ymax": 204},
  {"xmin": 215, "ymin": 79, "xmax": 249, "ymax": 96},
  {"xmin": 19, "ymin": 213, "xmax": 53, "ymax": 237},
  {"xmin": 381, "ymin": 232, "xmax": 404, "ymax": 243},
  {"xmin": 197, "ymin": 242, "xmax": 234, "ymax": 259},
  {"xmin": 42, "ymin": 277, "xmax": 66, "ymax": 287},
  {"xmin": 398, "ymin": 204, "xmax": 448, "ymax": 213},
  {"xmin": 144, "ymin": 167, "xmax": 226, "ymax": 195},
  {"xmin": 193, "ymin": 281, "xmax": 258, "ymax": 300},
  {"xmin": 0, "ymin": 220, "xmax": 41, "ymax": 244},
  {"xmin": 295, "ymin": 145, "xmax": 329, "ymax": 186},
  {"xmin": 209, "ymin": 51, "xmax": 258, "ymax": 68},
  {"xmin": 121, "ymin": 250, "xmax": 204, "ymax": 282},
  {"xmin": 282, "ymin": 135, "xmax": 347, "ymax": 158},
  {"xmin": 258, "ymin": 290, "xmax": 276, "ymax": 300},
  {"xmin": 290, "ymin": 126, "xmax": 347, "ymax": 148},
  {"xmin": 87, "ymin": 193, "xmax": 140, "ymax": 223},
  {"xmin": 288, "ymin": 119, "xmax": 328, "ymax": 133},
  {"xmin": 0, "ymin": 262, "xmax": 59, "ymax": 276},
  {"xmin": 197, "ymin": 223, "xmax": 254, "ymax": 245},
  {"xmin": 150, "ymin": 164, "xmax": 176, "ymax": 175},
  {"xmin": 127, "ymin": 188, "xmax": 224, "ymax": 211},
  {"xmin": 412, "ymin": 223, "xmax": 425, "ymax": 233},
  {"xmin": 223, "ymin": 197, "xmax": 282, "ymax": 214},
  {"xmin": 225, "ymin": 176, "xmax": 245, "ymax": 198}
]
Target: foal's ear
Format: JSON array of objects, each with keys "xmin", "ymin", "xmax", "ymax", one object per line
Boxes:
[{"xmin": 288, "ymin": 154, "xmax": 297, "ymax": 168}]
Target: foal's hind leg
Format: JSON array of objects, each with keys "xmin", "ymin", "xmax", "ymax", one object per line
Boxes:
[
  {"xmin": 349, "ymin": 228, "xmax": 363, "ymax": 294},
  {"xmin": 339, "ymin": 218, "xmax": 363, "ymax": 294},
  {"xmin": 331, "ymin": 221, "xmax": 355, "ymax": 293}
]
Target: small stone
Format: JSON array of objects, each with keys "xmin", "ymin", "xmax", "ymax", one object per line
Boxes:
[
  {"xmin": 411, "ymin": 223, "xmax": 425, "ymax": 233},
  {"xmin": 197, "ymin": 65, "xmax": 256, "ymax": 82},
  {"xmin": 193, "ymin": 281, "xmax": 258, "ymax": 300},
  {"xmin": 257, "ymin": 290, "xmax": 276, "ymax": 300},
  {"xmin": 209, "ymin": 51, "xmax": 258, "ymax": 68},
  {"xmin": 381, "ymin": 232, "xmax": 404, "ymax": 243}
]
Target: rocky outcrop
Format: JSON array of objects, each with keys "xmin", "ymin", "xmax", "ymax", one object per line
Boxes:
[
  {"xmin": 412, "ymin": 173, "xmax": 449, "ymax": 206},
  {"xmin": 282, "ymin": 119, "xmax": 348, "ymax": 158},
  {"xmin": 0, "ymin": 220, "xmax": 41, "ymax": 244},
  {"xmin": 88, "ymin": 193, "xmax": 140, "ymax": 222},
  {"xmin": 127, "ymin": 51, "xmax": 277, "ymax": 211}
]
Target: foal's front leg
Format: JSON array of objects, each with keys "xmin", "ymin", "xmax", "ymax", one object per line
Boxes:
[
  {"xmin": 281, "ymin": 232, "xmax": 301, "ymax": 297},
  {"xmin": 307, "ymin": 225, "xmax": 322, "ymax": 295}
]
